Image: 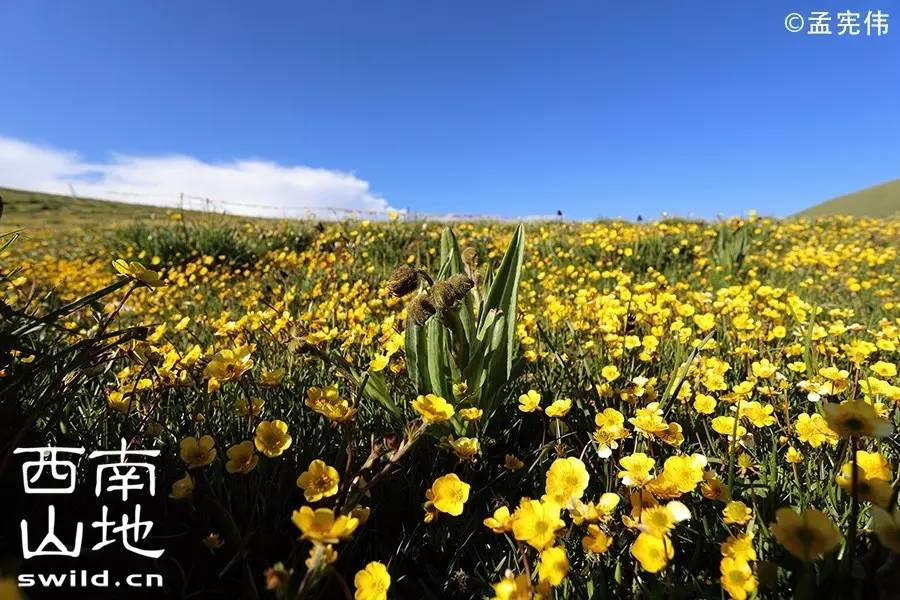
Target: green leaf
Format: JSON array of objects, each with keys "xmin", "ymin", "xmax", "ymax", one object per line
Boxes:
[
  {"xmin": 438, "ymin": 227, "xmax": 476, "ymax": 349},
  {"xmin": 351, "ymin": 369, "xmax": 402, "ymax": 421},
  {"xmin": 424, "ymin": 317, "xmax": 453, "ymax": 399},
  {"xmin": 405, "ymin": 314, "xmax": 426, "ymax": 392},
  {"xmin": 479, "ymin": 224, "xmax": 525, "ymax": 381}
]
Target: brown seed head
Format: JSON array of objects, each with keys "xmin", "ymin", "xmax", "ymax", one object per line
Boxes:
[
  {"xmin": 386, "ymin": 265, "xmax": 420, "ymax": 297},
  {"xmin": 407, "ymin": 293, "xmax": 436, "ymax": 325},
  {"xmin": 430, "ymin": 274, "xmax": 474, "ymax": 312}
]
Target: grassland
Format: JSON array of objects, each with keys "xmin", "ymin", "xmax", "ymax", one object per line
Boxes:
[
  {"xmin": 0, "ymin": 186, "xmax": 184, "ymax": 230},
  {"xmin": 795, "ymin": 179, "xmax": 900, "ymax": 218},
  {"xmin": 0, "ymin": 191, "xmax": 899, "ymax": 599},
  {"xmin": 4, "ymin": 177, "xmax": 900, "ymax": 236}
]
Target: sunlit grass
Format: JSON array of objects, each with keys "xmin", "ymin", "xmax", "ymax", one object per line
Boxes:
[{"xmin": 1, "ymin": 213, "xmax": 898, "ymax": 598}]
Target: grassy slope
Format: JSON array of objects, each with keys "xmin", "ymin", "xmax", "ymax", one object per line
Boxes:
[
  {"xmin": 0, "ymin": 186, "xmax": 179, "ymax": 230},
  {"xmin": 0, "ymin": 187, "xmax": 274, "ymax": 234},
  {"xmin": 795, "ymin": 179, "xmax": 900, "ymax": 218},
  {"xmin": 5, "ymin": 179, "xmax": 900, "ymax": 232}
]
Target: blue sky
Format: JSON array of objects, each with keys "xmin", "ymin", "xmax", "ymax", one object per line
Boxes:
[{"xmin": 0, "ymin": 1, "xmax": 898, "ymax": 219}]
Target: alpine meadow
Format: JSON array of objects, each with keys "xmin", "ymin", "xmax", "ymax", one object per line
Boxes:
[{"xmin": 1, "ymin": 198, "xmax": 899, "ymax": 600}]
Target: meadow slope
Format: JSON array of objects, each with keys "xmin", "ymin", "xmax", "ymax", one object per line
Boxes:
[{"xmin": 1, "ymin": 208, "xmax": 899, "ymax": 599}]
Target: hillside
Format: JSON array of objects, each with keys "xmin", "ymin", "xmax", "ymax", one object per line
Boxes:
[
  {"xmin": 0, "ymin": 187, "xmax": 261, "ymax": 232},
  {"xmin": 796, "ymin": 179, "xmax": 900, "ymax": 218},
  {"xmin": 0, "ymin": 186, "xmax": 179, "ymax": 230}
]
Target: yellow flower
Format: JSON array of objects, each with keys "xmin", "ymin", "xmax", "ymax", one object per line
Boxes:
[
  {"xmin": 823, "ymin": 400, "xmax": 894, "ymax": 438},
  {"xmin": 350, "ymin": 505, "xmax": 371, "ymax": 526},
  {"xmin": 662, "ymin": 453, "xmax": 707, "ymax": 494},
  {"xmin": 428, "ymin": 473, "xmax": 470, "ymax": 516},
  {"xmin": 693, "ymin": 313, "xmax": 716, "ymax": 332},
  {"xmin": 225, "ymin": 441, "xmax": 259, "ymax": 474},
  {"xmin": 594, "ymin": 407, "xmax": 626, "ymax": 431},
  {"xmin": 723, "ymin": 501, "xmax": 752, "ymax": 525},
  {"xmin": 629, "ymin": 402, "xmax": 668, "ymax": 436},
  {"xmin": 448, "ymin": 436, "xmax": 480, "ymax": 461},
  {"xmin": 657, "ymin": 422, "xmax": 684, "ymax": 447},
  {"xmin": 107, "ymin": 390, "xmax": 136, "ymax": 413},
  {"xmin": 538, "ymin": 546, "xmax": 569, "ymax": 587},
  {"xmin": 518, "ymin": 389, "xmax": 541, "ymax": 413},
  {"xmin": 618, "ymin": 452, "xmax": 655, "ymax": 487},
  {"xmin": 785, "ymin": 446, "xmax": 803, "ymax": 464},
  {"xmin": 458, "ymin": 407, "xmax": 483, "ymax": 421},
  {"xmin": 180, "ymin": 435, "xmax": 216, "ymax": 469},
  {"xmin": 203, "ymin": 533, "xmax": 223, "ymax": 549},
  {"xmin": 593, "ymin": 408, "xmax": 629, "ymax": 457},
  {"xmin": 582, "ymin": 524, "xmax": 613, "ymax": 554},
  {"xmin": 721, "ymin": 532, "xmax": 756, "ymax": 562},
  {"xmin": 750, "ymin": 358, "xmax": 777, "ymax": 379},
  {"xmin": 305, "ymin": 544, "xmax": 338, "ymax": 568},
  {"xmin": 291, "ymin": 506, "xmax": 359, "ymax": 543},
  {"xmin": 512, "ymin": 499, "xmax": 564, "ymax": 550},
  {"xmin": 741, "ymin": 401, "xmax": 775, "ymax": 427},
  {"xmin": 369, "ymin": 353, "xmax": 390, "ymax": 372},
  {"xmin": 720, "ymin": 557, "xmax": 757, "ymax": 600},
  {"xmin": 412, "ymin": 394, "xmax": 455, "ymax": 423},
  {"xmin": 835, "ymin": 462, "xmax": 893, "ymax": 507},
  {"xmin": 601, "ymin": 365, "xmax": 620, "ymax": 382},
  {"xmin": 544, "ymin": 457, "xmax": 589, "ymax": 506},
  {"xmin": 203, "ymin": 345, "xmax": 254, "ymax": 383},
  {"xmin": 112, "ymin": 259, "xmax": 166, "ymax": 287},
  {"xmin": 711, "ymin": 416, "xmax": 747, "ymax": 439},
  {"xmin": 491, "ymin": 572, "xmax": 532, "ymax": 600},
  {"xmin": 701, "ymin": 472, "xmax": 730, "ymax": 502},
  {"xmin": 422, "ymin": 491, "xmax": 438, "ymax": 524},
  {"xmin": 259, "ymin": 367, "xmax": 285, "ymax": 387},
  {"xmin": 870, "ymin": 506, "xmax": 900, "ymax": 553},
  {"xmin": 770, "ymin": 507, "xmax": 841, "ymax": 561},
  {"xmin": 483, "ymin": 506, "xmax": 513, "ymax": 533},
  {"xmin": 545, "ymin": 398, "xmax": 572, "ymax": 418},
  {"xmin": 856, "ymin": 450, "xmax": 892, "ymax": 480},
  {"xmin": 645, "ymin": 472, "xmax": 681, "ymax": 499},
  {"xmin": 504, "ymin": 454, "xmax": 524, "ymax": 471},
  {"xmin": 354, "ymin": 561, "xmax": 390, "ymax": 600},
  {"xmin": 296, "ymin": 459, "xmax": 340, "ymax": 502},
  {"xmin": 306, "ymin": 386, "xmax": 356, "ymax": 423},
  {"xmin": 0, "ymin": 577, "xmax": 23, "ymax": 600},
  {"xmin": 693, "ymin": 393, "xmax": 717, "ymax": 415},
  {"xmin": 569, "ymin": 493, "xmax": 620, "ymax": 524},
  {"xmin": 632, "ymin": 532, "xmax": 674, "ymax": 572},
  {"xmin": 254, "ymin": 420, "xmax": 293, "ymax": 457},
  {"xmin": 638, "ymin": 501, "xmax": 691, "ymax": 537},
  {"xmin": 794, "ymin": 413, "xmax": 838, "ymax": 447},
  {"xmin": 235, "ymin": 396, "xmax": 265, "ymax": 417},
  {"xmin": 871, "ymin": 361, "xmax": 897, "ymax": 378},
  {"xmin": 169, "ymin": 472, "xmax": 194, "ymax": 499}
]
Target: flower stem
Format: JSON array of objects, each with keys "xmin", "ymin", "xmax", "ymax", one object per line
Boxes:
[{"xmin": 846, "ymin": 436, "xmax": 859, "ymax": 572}]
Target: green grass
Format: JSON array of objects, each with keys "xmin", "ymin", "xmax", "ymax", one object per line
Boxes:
[
  {"xmin": 0, "ymin": 186, "xmax": 182, "ymax": 230},
  {"xmin": 795, "ymin": 179, "xmax": 900, "ymax": 218}
]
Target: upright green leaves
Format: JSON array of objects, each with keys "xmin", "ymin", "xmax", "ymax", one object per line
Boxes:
[
  {"xmin": 403, "ymin": 224, "xmax": 525, "ymax": 425},
  {"xmin": 477, "ymin": 225, "xmax": 525, "ymax": 413}
]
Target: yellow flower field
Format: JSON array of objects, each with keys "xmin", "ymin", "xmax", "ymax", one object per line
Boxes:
[{"xmin": 1, "ymin": 213, "xmax": 898, "ymax": 599}]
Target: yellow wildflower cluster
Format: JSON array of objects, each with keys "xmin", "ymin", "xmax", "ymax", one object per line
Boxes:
[{"xmin": 3, "ymin": 214, "xmax": 899, "ymax": 598}]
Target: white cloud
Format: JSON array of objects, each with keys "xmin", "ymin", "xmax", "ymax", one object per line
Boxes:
[{"xmin": 0, "ymin": 135, "xmax": 391, "ymax": 218}]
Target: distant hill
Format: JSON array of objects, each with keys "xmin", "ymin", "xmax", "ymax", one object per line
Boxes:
[
  {"xmin": 795, "ymin": 179, "xmax": 900, "ymax": 218},
  {"xmin": 0, "ymin": 186, "xmax": 179, "ymax": 230}
]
